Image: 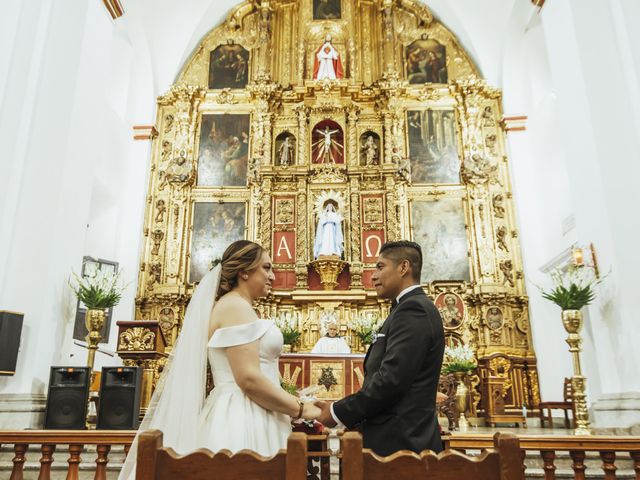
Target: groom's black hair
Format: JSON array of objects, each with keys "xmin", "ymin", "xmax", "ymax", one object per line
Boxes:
[{"xmin": 379, "ymin": 240, "xmax": 422, "ymax": 283}]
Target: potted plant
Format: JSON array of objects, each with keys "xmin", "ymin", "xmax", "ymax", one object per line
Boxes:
[
  {"xmin": 540, "ymin": 263, "xmax": 603, "ymax": 332},
  {"xmin": 347, "ymin": 312, "xmax": 382, "ymax": 351},
  {"xmin": 442, "ymin": 344, "xmax": 477, "ymax": 430},
  {"xmin": 69, "ymin": 269, "xmax": 127, "ymax": 371},
  {"xmin": 273, "ymin": 312, "xmax": 301, "ymax": 353}
]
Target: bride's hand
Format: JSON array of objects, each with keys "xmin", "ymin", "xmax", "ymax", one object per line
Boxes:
[{"xmin": 301, "ymin": 402, "xmax": 322, "ymax": 420}]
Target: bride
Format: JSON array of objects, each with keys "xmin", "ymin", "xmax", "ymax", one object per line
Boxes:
[{"xmin": 119, "ymin": 240, "xmax": 320, "ymax": 478}]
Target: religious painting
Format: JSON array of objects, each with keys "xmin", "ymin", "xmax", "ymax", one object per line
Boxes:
[
  {"xmin": 434, "ymin": 292, "xmax": 465, "ymax": 329},
  {"xmin": 405, "ymin": 38, "xmax": 447, "ymax": 84},
  {"xmin": 359, "ymin": 131, "xmax": 381, "ymax": 166},
  {"xmin": 189, "ymin": 202, "xmax": 246, "ymax": 283},
  {"xmin": 197, "ymin": 114, "xmax": 250, "ymax": 186},
  {"xmin": 208, "ymin": 44, "xmax": 249, "ymax": 89},
  {"xmin": 486, "ymin": 307, "xmax": 504, "ymax": 330},
  {"xmin": 407, "ymin": 108, "xmax": 460, "ymax": 184},
  {"xmin": 311, "ymin": 120, "xmax": 344, "ymax": 164},
  {"xmin": 274, "ymin": 132, "xmax": 296, "ymax": 166},
  {"xmin": 410, "ymin": 199, "xmax": 470, "ymax": 283},
  {"xmin": 313, "ymin": 0, "xmax": 341, "ymax": 20}
]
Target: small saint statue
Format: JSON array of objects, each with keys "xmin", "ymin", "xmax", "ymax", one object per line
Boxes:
[
  {"xmin": 278, "ymin": 136, "xmax": 294, "ymax": 166},
  {"xmin": 361, "ymin": 135, "xmax": 379, "ymax": 165},
  {"xmin": 312, "ymin": 35, "xmax": 344, "ymax": 80},
  {"xmin": 311, "ymin": 322, "xmax": 351, "ymax": 354},
  {"xmin": 313, "ymin": 202, "xmax": 344, "ymax": 259}
]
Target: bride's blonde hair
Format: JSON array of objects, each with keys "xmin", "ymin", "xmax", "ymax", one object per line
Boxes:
[{"xmin": 216, "ymin": 240, "xmax": 265, "ymax": 300}]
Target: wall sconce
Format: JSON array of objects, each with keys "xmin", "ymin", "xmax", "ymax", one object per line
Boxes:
[{"xmin": 571, "ymin": 243, "xmax": 600, "ymax": 279}]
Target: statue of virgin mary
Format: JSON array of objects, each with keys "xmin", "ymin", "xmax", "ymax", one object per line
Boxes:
[{"xmin": 313, "ymin": 202, "xmax": 344, "ymax": 259}]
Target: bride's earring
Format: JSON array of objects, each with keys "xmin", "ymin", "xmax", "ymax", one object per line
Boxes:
[{"xmin": 242, "ymin": 274, "xmax": 248, "ymax": 280}]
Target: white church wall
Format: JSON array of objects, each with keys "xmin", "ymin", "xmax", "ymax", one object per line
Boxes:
[
  {"xmin": 501, "ymin": 3, "xmax": 584, "ymax": 405},
  {"xmin": 0, "ymin": 1, "xmax": 152, "ymax": 408},
  {"xmin": 499, "ymin": 0, "xmax": 640, "ymax": 429}
]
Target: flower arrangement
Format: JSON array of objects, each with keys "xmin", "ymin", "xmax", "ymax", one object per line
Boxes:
[
  {"xmin": 273, "ymin": 312, "xmax": 302, "ymax": 345},
  {"xmin": 442, "ymin": 344, "xmax": 477, "ymax": 375},
  {"xmin": 348, "ymin": 311, "xmax": 382, "ymax": 345},
  {"xmin": 540, "ymin": 264, "xmax": 602, "ymax": 311},
  {"xmin": 69, "ymin": 269, "xmax": 127, "ymax": 310},
  {"xmin": 280, "ymin": 379, "xmax": 298, "ymax": 396}
]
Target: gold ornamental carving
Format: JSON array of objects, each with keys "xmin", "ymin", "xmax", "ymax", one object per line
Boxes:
[
  {"xmin": 311, "ymin": 256, "xmax": 347, "ymax": 290},
  {"xmin": 119, "ymin": 328, "xmax": 157, "ymax": 352}
]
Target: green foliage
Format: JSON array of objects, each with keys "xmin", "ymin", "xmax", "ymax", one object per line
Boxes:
[
  {"xmin": 539, "ymin": 264, "xmax": 603, "ymax": 311},
  {"xmin": 69, "ymin": 269, "xmax": 127, "ymax": 309},
  {"xmin": 280, "ymin": 380, "xmax": 298, "ymax": 396},
  {"xmin": 541, "ymin": 284, "xmax": 596, "ymax": 311},
  {"xmin": 282, "ymin": 328, "xmax": 301, "ymax": 345},
  {"xmin": 442, "ymin": 361, "xmax": 477, "ymax": 375},
  {"xmin": 273, "ymin": 313, "xmax": 302, "ymax": 345}
]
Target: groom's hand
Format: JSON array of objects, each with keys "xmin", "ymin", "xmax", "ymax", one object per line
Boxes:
[{"xmin": 315, "ymin": 400, "xmax": 337, "ymax": 427}]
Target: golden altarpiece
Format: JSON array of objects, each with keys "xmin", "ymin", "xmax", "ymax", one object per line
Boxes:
[{"xmin": 118, "ymin": 0, "xmax": 541, "ymax": 419}]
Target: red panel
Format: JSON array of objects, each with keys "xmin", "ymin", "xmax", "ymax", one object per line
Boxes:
[
  {"xmin": 362, "ymin": 269, "xmax": 376, "ymax": 289},
  {"xmin": 273, "ymin": 270, "xmax": 297, "ymax": 289},
  {"xmin": 273, "ymin": 231, "xmax": 296, "ymax": 264},
  {"xmin": 362, "ymin": 230, "xmax": 384, "ymax": 262}
]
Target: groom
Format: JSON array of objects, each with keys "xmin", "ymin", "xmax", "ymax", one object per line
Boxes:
[{"xmin": 316, "ymin": 241, "xmax": 445, "ymax": 455}]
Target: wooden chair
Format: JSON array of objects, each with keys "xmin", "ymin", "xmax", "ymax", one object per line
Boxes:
[
  {"xmin": 341, "ymin": 431, "xmax": 524, "ymax": 480},
  {"xmin": 136, "ymin": 430, "xmax": 308, "ymax": 480},
  {"xmin": 482, "ymin": 376, "xmax": 526, "ymax": 427},
  {"xmin": 539, "ymin": 377, "xmax": 574, "ymax": 428}
]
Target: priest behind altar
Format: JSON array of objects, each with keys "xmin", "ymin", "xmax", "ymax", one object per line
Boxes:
[{"xmin": 311, "ymin": 322, "xmax": 351, "ymax": 354}]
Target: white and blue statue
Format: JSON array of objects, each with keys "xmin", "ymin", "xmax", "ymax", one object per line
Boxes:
[{"xmin": 313, "ymin": 202, "xmax": 344, "ymax": 259}]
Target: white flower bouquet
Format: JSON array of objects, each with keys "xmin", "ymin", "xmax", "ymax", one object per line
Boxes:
[
  {"xmin": 348, "ymin": 311, "xmax": 382, "ymax": 345},
  {"xmin": 273, "ymin": 312, "xmax": 301, "ymax": 345},
  {"xmin": 442, "ymin": 344, "xmax": 477, "ymax": 374}
]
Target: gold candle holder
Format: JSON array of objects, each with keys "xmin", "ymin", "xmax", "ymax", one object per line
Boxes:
[
  {"xmin": 561, "ymin": 309, "xmax": 592, "ymax": 435},
  {"xmin": 85, "ymin": 309, "xmax": 106, "ymax": 379}
]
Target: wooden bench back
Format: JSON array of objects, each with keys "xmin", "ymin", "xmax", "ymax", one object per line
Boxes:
[
  {"xmin": 341, "ymin": 431, "xmax": 523, "ymax": 480},
  {"xmin": 136, "ymin": 430, "xmax": 308, "ymax": 480}
]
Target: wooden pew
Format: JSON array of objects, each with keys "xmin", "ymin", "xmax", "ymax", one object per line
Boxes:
[
  {"xmin": 341, "ymin": 431, "xmax": 523, "ymax": 480},
  {"xmin": 136, "ymin": 430, "xmax": 308, "ymax": 480}
]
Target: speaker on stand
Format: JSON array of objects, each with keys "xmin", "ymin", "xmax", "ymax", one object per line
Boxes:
[
  {"xmin": 97, "ymin": 366, "xmax": 142, "ymax": 429},
  {"xmin": 44, "ymin": 367, "xmax": 91, "ymax": 429}
]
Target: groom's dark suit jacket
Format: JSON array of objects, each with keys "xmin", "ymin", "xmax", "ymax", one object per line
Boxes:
[{"xmin": 333, "ymin": 287, "xmax": 444, "ymax": 456}]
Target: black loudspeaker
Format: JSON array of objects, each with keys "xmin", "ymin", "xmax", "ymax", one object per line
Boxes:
[
  {"xmin": 97, "ymin": 366, "xmax": 142, "ymax": 429},
  {"xmin": 44, "ymin": 367, "xmax": 91, "ymax": 429},
  {"xmin": 0, "ymin": 311, "xmax": 24, "ymax": 376}
]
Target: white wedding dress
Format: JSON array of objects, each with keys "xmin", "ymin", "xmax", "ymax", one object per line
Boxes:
[
  {"xmin": 118, "ymin": 266, "xmax": 291, "ymax": 480},
  {"xmin": 198, "ymin": 319, "xmax": 292, "ymax": 455}
]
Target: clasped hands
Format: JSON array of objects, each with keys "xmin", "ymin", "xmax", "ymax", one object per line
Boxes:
[
  {"xmin": 302, "ymin": 393, "xmax": 448, "ymax": 426},
  {"xmin": 298, "ymin": 400, "xmax": 337, "ymax": 427}
]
